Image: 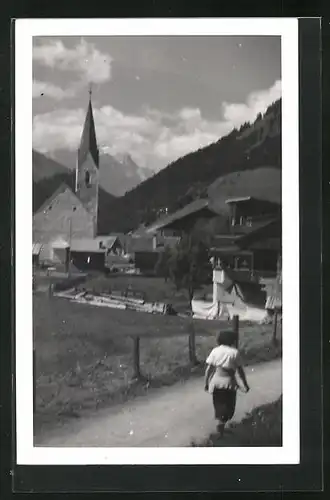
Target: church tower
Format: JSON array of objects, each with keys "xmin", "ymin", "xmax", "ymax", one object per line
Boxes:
[{"xmin": 75, "ymin": 87, "xmax": 99, "ymax": 237}]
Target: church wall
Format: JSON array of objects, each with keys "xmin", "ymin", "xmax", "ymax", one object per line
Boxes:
[
  {"xmin": 75, "ymin": 152, "xmax": 99, "ymax": 236},
  {"xmin": 33, "ymin": 188, "xmax": 94, "ymax": 244}
]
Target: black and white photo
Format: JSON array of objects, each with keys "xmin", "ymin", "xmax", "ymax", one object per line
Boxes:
[{"xmin": 15, "ymin": 18, "xmax": 299, "ymax": 465}]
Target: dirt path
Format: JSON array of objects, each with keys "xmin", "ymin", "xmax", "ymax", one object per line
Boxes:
[{"xmin": 36, "ymin": 359, "xmax": 282, "ymax": 447}]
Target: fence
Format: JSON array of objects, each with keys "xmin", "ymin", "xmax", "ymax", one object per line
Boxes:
[{"xmin": 130, "ymin": 315, "xmax": 240, "ymax": 381}]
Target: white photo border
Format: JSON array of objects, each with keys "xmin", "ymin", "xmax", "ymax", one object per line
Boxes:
[{"xmin": 15, "ymin": 17, "xmax": 299, "ymax": 465}]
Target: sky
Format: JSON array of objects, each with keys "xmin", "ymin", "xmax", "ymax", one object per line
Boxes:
[{"xmin": 32, "ymin": 35, "xmax": 281, "ymax": 171}]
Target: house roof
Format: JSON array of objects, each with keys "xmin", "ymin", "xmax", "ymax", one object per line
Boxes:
[
  {"xmin": 145, "ymin": 198, "xmax": 215, "ymax": 233},
  {"xmin": 94, "ymin": 236, "xmax": 120, "ymax": 249},
  {"xmin": 210, "ymin": 246, "xmax": 252, "ymax": 255},
  {"xmin": 52, "ymin": 237, "xmax": 70, "ymax": 248},
  {"xmin": 32, "ymin": 243, "xmax": 43, "ymax": 255},
  {"xmin": 225, "ymin": 196, "xmax": 252, "ymax": 204},
  {"xmin": 78, "ymin": 95, "xmax": 99, "ymax": 168},
  {"xmin": 70, "ymin": 239, "xmax": 106, "ymax": 253},
  {"xmin": 70, "ymin": 236, "xmax": 119, "ymax": 253}
]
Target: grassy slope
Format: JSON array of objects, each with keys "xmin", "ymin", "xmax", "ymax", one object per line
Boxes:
[
  {"xmin": 193, "ymin": 396, "xmax": 282, "ymax": 447},
  {"xmin": 34, "ymin": 275, "xmax": 282, "ymax": 435},
  {"xmin": 208, "ymin": 166, "xmax": 281, "ymax": 213}
]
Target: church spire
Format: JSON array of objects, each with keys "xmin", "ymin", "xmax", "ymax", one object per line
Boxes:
[{"xmin": 78, "ymin": 85, "xmax": 99, "ymax": 168}]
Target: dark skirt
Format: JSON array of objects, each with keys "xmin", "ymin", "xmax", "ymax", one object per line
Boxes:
[{"xmin": 212, "ymin": 388, "xmax": 237, "ymax": 423}]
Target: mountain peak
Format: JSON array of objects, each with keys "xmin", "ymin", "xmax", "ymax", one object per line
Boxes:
[{"xmin": 114, "ymin": 152, "xmax": 136, "ymax": 167}]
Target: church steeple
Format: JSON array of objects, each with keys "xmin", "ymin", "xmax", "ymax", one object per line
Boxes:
[
  {"xmin": 75, "ymin": 86, "xmax": 100, "ymax": 237},
  {"xmin": 78, "ymin": 85, "xmax": 99, "ymax": 168}
]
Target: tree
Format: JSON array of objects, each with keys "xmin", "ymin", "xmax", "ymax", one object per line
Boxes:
[
  {"xmin": 154, "ymin": 246, "xmax": 172, "ymax": 282},
  {"xmin": 165, "ymin": 234, "xmax": 211, "ymax": 366},
  {"xmin": 192, "ymin": 214, "xmax": 230, "ymax": 247},
  {"xmin": 167, "ymin": 234, "xmax": 211, "ymax": 306}
]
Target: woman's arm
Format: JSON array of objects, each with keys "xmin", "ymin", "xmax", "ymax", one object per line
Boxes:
[
  {"xmin": 237, "ymin": 365, "xmax": 250, "ymax": 392},
  {"xmin": 204, "ymin": 364, "xmax": 215, "ymax": 391}
]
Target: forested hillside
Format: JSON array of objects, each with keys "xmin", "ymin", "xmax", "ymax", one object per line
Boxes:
[
  {"xmin": 33, "ymin": 150, "xmax": 69, "ymax": 182},
  {"xmin": 97, "ymin": 99, "xmax": 281, "ymax": 234}
]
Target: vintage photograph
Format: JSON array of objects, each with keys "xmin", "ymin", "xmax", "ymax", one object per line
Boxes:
[{"xmin": 15, "ymin": 19, "xmax": 299, "ymax": 465}]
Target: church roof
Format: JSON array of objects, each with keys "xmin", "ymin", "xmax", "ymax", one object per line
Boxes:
[
  {"xmin": 33, "ymin": 183, "xmax": 85, "ymax": 216},
  {"xmin": 78, "ymin": 94, "xmax": 99, "ymax": 168}
]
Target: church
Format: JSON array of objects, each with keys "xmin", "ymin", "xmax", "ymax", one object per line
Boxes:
[{"xmin": 33, "ymin": 91, "xmax": 123, "ymax": 271}]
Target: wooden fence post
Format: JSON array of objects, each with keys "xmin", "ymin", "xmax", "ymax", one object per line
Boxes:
[
  {"xmin": 188, "ymin": 321, "xmax": 198, "ymax": 366},
  {"xmin": 272, "ymin": 310, "xmax": 278, "ymax": 345},
  {"xmin": 132, "ymin": 336, "xmax": 141, "ymax": 380},
  {"xmin": 232, "ymin": 315, "xmax": 239, "ymax": 348},
  {"xmin": 33, "ymin": 347, "xmax": 36, "ymax": 414}
]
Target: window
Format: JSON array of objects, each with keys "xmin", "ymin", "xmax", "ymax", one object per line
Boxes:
[{"xmin": 85, "ymin": 170, "xmax": 91, "ymax": 187}]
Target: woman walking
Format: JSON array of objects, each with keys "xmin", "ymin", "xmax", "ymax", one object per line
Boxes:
[{"xmin": 204, "ymin": 330, "xmax": 250, "ymax": 437}]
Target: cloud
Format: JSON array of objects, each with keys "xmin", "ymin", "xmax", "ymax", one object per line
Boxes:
[
  {"xmin": 222, "ymin": 80, "xmax": 282, "ymax": 127},
  {"xmin": 33, "ymin": 80, "xmax": 281, "ymax": 170},
  {"xmin": 33, "ymin": 39, "xmax": 112, "ymax": 84},
  {"xmin": 32, "ymin": 80, "xmax": 77, "ymax": 100},
  {"xmin": 32, "ymin": 106, "xmax": 154, "ymax": 167}
]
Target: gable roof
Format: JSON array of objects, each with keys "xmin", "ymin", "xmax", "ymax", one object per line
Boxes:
[
  {"xmin": 32, "ymin": 243, "xmax": 43, "ymax": 255},
  {"xmin": 96, "ymin": 236, "xmax": 121, "ymax": 250},
  {"xmin": 70, "ymin": 236, "xmax": 120, "ymax": 253},
  {"xmin": 33, "ymin": 183, "xmax": 85, "ymax": 216},
  {"xmin": 51, "ymin": 237, "xmax": 70, "ymax": 248},
  {"xmin": 225, "ymin": 196, "xmax": 252, "ymax": 204},
  {"xmin": 70, "ymin": 238, "xmax": 106, "ymax": 253},
  {"xmin": 78, "ymin": 96, "xmax": 99, "ymax": 168},
  {"xmin": 145, "ymin": 198, "xmax": 216, "ymax": 233}
]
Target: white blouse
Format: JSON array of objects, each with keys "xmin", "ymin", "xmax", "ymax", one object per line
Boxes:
[{"xmin": 206, "ymin": 345, "xmax": 242, "ymax": 392}]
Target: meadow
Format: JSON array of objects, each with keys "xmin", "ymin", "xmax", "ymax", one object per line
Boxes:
[{"xmin": 34, "ymin": 275, "xmax": 282, "ymax": 436}]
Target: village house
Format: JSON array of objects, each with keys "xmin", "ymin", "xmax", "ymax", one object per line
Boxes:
[
  {"xmin": 142, "ymin": 195, "xmax": 281, "ymax": 279},
  {"xmin": 125, "ymin": 233, "xmax": 179, "ymax": 274}
]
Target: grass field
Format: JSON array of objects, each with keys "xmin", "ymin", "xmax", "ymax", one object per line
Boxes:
[
  {"xmin": 34, "ymin": 278, "xmax": 282, "ymax": 436},
  {"xmin": 193, "ymin": 396, "xmax": 282, "ymax": 447}
]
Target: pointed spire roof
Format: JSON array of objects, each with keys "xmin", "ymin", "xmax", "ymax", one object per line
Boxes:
[{"xmin": 78, "ymin": 86, "xmax": 99, "ymax": 168}]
